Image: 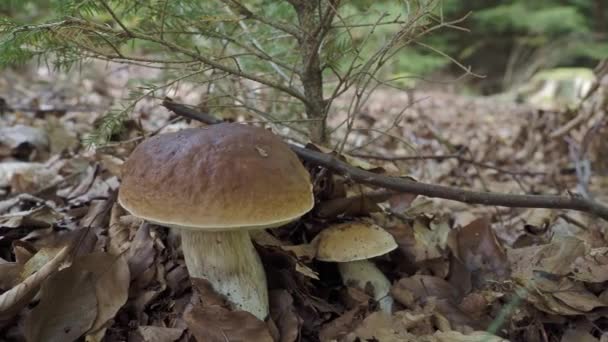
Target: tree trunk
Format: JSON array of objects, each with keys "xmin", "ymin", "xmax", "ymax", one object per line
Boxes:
[{"xmin": 294, "ymin": 1, "xmax": 329, "ymax": 144}]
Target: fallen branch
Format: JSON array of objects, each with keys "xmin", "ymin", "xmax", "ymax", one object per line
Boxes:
[{"xmin": 161, "ymin": 99, "xmax": 608, "ymax": 222}]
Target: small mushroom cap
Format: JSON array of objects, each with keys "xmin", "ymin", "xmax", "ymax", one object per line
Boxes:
[
  {"xmin": 118, "ymin": 123, "xmax": 314, "ymax": 230},
  {"xmin": 315, "ymin": 222, "xmax": 398, "ymax": 262}
]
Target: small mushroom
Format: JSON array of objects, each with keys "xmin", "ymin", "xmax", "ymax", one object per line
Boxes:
[
  {"xmin": 314, "ymin": 221, "xmax": 397, "ymax": 312},
  {"xmin": 118, "ymin": 123, "xmax": 314, "ymax": 320}
]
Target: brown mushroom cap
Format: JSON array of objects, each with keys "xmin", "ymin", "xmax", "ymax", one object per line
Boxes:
[
  {"xmin": 118, "ymin": 123, "xmax": 314, "ymax": 230},
  {"xmin": 315, "ymin": 222, "xmax": 397, "ymax": 262}
]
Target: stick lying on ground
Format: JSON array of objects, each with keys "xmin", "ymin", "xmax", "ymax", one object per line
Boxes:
[{"xmin": 161, "ymin": 98, "xmax": 608, "ymax": 222}]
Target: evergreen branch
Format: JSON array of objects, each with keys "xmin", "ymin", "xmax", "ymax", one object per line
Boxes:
[
  {"xmin": 223, "ymin": 5, "xmax": 295, "ymax": 85},
  {"xmin": 218, "ymin": 0, "xmax": 302, "ymax": 38},
  {"xmin": 99, "ymin": 0, "xmax": 134, "ymax": 37},
  {"xmin": 8, "ymin": 17, "xmax": 310, "ymax": 108},
  {"xmin": 126, "ymin": 30, "xmax": 311, "ymax": 107}
]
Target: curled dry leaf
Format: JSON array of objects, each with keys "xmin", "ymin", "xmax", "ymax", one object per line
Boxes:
[{"xmin": 0, "ymin": 245, "xmax": 70, "ymax": 321}]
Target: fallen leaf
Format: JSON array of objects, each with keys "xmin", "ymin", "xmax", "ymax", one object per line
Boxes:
[
  {"xmin": 79, "ymin": 252, "xmax": 130, "ymax": 333},
  {"xmin": 136, "ymin": 326, "xmax": 185, "ymax": 342},
  {"xmin": 184, "ymin": 304, "xmax": 273, "ymax": 342},
  {"xmin": 351, "ymin": 311, "xmax": 421, "ymax": 342},
  {"xmin": 571, "ymin": 247, "xmax": 608, "ymax": 283},
  {"xmin": 450, "ymin": 217, "xmax": 510, "ymax": 288},
  {"xmin": 269, "ymin": 290, "xmax": 301, "ymax": 342},
  {"xmin": 25, "ymin": 262, "xmax": 98, "ymax": 342},
  {"xmin": 0, "ymin": 205, "xmax": 61, "ymax": 229},
  {"xmin": 318, "ymin": 305, "xmax": 368, "ymax": 342},
  {"xmin": 0, "ymin": 246, "xmax": 70, "ymax": 321},
  {"xmin": 561, "ymin": 327, "xmax": 598, "ymax": 342},
  {"xmin": 128, "ymin": 223, "xmax": 156, "ymax": 280},
  {"xmin": 508, "ymin": 236, "xmax": 587, "ymax": 281},
  {"xmin": 432, "ymin": 330, "xmax": 509, "ymax": 342}
]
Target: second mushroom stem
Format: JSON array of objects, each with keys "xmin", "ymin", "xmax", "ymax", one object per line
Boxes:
[
  {"xmin": 180, "ymin": 229, "xmax": 269, "ymax": 320},
  {"xmin": 338, "ymin": 259, "xmax": 394, "ymax": 313}
]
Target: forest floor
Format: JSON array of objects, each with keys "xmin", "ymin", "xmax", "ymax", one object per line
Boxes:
[{"xmin": 1, "ymin": 61, "xmax": 608, "ymax": 342}]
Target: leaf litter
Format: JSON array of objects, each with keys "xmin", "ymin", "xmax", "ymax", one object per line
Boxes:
[{"xmin": 0, "ymin": 60, "xmax": 607, "ymax": 341}]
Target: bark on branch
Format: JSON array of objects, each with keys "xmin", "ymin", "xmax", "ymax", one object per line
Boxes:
[{"xmin": 161, "ymin": 98, "xmax": 608, "ymax": 222}]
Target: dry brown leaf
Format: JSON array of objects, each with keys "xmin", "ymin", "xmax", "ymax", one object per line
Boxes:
[
  {"xmin": 136, "ymin": 325, "xmax": 185, "ymax": 342},
  {"xmin": 537, "ymin": 277, "xmax": 604, "ymax": 313},
  {"xmin": 561, "ymin": 327, "xmax": 599, "ymax": 342},
  {"xmin": 128, "ymin": 223, "xmax": 156, "ymax": 281},
  {"xmin": 25, "ymin": 263, "xmax": 98, "ymax": 342},
  {"xmin": 508, "ymin": 236, "xmax": 587, "ymax": 281},
  {"xmin": 414, "ymin": 216, "xmax": 450, "ymax": 260},
  {"xmin": 79, "ymin": 252, "xmax": 130, "ymax": 333},
  {"xmin": 21, "ymin": 246, "xmax": 66, "ymax": 280},
  {"xmin": 388, "ymin": 192, "xmax": 418, "ymax": 213},
  {"xmin": 0, "ymin": 261, "xmax": 23, "ymax": 291},
  {"xmin": 0, "ymin": 246, "xmax": 70, "ymax": 321},
  {"xmin": 269, "ymin": 290, "xmax": 301, "ymax": 342},
  {"xmin": 23, "ymin": 251, "xmax": 129, "ymax": 342},
  {"xmin": 432, "ymin": 330, "xmax": 509, "ymax": 342},
  {"xmin": 0, "ymin": 205, "xmax": 61, "ymax": 229},
  {"xmin": 450, "ymin": 217, "xmax": 510, "ymax": 287},
  {"xmin": 391, "ymin": 275, "xmax": 458, "ymax": 305},
  {"xmin": 390, "ymin": 276, "xmax": 480, "ymax": 330},
  {"xmin": 184, "ymin": 304, "xmax": 274, "ymax": 342},
  {"xmin": 107, "ymin": 205, "xmax": 141, "ymax": 256},
  {"xmin": 572, "ymin": 247, "xmax": 608, "ymax": 283},
  {"xmin": 318, "ymin": 305, "xmax": 368, "ymax": 342},
  {"xmin": 350, "ymin": 311, "xmax": 418, "ymax": 342}
]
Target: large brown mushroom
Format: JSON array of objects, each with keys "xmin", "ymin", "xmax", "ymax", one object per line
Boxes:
[{"xmin": 118, "ymin": 123, "xmax": 314, "ymax": 320}]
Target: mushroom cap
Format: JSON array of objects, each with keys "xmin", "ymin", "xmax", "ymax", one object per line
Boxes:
[
  {"xmin": 315, "ymin": 222, "xmax": 397, "ymax": 262},
  {"xmin": 118, "ymin": 123, "xmax": 314, "ymax": 230}
]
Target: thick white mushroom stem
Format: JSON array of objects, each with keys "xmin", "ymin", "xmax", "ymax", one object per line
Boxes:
[
  {"xmin": 338, "ymin": 259, "xmax": 394, "ymax": 313},
  {"xmin": 180, "ymin": 229, "xmax": 268, "ymax": 320}
]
